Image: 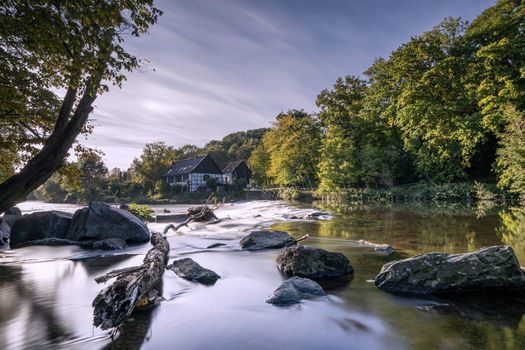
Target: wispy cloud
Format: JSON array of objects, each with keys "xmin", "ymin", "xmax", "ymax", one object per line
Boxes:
[{"xmin": 84, "ymin": 0, "xmax": 494, "ymax": 169}]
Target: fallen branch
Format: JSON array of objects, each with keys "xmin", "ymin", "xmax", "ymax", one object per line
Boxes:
[
  {"xmin": 92, "ymin": 231, "xmax": 170, "ymax": 330},
  {"xmin": 164, "ymin": 195, "xmax": 225, "ymax": 233}
]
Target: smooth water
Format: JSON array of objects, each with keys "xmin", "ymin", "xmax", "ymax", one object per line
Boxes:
[{"xmin": 1, "ymin": 201, "xmax": 525, "ymax": 350}]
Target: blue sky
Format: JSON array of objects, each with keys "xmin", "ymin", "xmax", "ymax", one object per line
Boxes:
[{"xmin": 85, "ymin": 0, "xmax": 495, "ymax": 169}]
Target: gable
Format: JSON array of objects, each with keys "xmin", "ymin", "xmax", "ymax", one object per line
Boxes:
[{"xmin": 192, "ymin": 154, "xmax": 223, "ymax": 174}]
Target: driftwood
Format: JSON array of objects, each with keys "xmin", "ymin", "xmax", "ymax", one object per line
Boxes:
[
  {"xmin": 92, "ymin": 231, "xmax": 170, "ymax": 330},
  {"xmin": 164, "ymin": 195, "xmax": 224, "ymax": 233}
]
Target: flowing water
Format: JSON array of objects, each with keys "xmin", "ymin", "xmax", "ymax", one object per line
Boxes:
[{"xmin": 1, "ymin": 201, "xmax": 525, "ymax": 350}]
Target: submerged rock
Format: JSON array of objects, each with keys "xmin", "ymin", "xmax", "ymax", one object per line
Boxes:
[
  {"xmin": 267, "ymin": 276, "xmax": 326, "ymax": 305},
  {"xmin": 375, "ymin": 245, "xmax": 525, "ymax": 295},
  {"xmin": 240, "ymin": 230, "xmax": 296, "ymax": 250},
  {"xmin": 207, "ymin": 242, "xmax": 227, "ymax": 249},
  {"xmin": 357, "ymin": 240, "xmax": 394, "ymax": 254},
  {"xmin": 92, "ymin": 238, "xmax": 127, "ymax": 250},
  {"xmin": 168, "ymin": 258, "xmax": 220, "ymax": 285},
  {"xmin": 67, "ymin": 202, "xmax": 149, "ymax": 243},
  {"xmin": 276, "ymin": 245, "xmax": 354, "ymax": 280},
  {"xmin": 10, "ymin": 211, "xmax": 73, "ymax": 248}
]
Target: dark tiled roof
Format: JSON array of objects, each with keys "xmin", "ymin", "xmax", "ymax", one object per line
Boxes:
[
  {"xmin": 162, "ymin": 155, "xmax": 207, "ymax": 177},
  {"xmin": 222, "ymin": 160, "xmax": 244, "ymax": 173}
]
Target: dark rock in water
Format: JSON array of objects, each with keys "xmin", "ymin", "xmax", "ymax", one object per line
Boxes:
[
  {"xmin": 119, "ymin": 204, "xmax": 130, "ymax": 210},
  {"xmin": 357, "ymin": 240, "xmax": 394, "ymax": 254},
  {"xmin": 267, "ymin": 276, "xmax": 326, "ymax": 305},
  {"xmin": 375, "ymin": 245, "xmax": 525, "ymax": 295},
  {"xmin": 67, "ymin": 202, "xmax": 149, "ymax": 243},
  {"xmin": 92, "ymin": 238, "xmax": 127, "ymax": 250},
  {"xmin": 4, "ymin": 207, "xmax": 22, "ymax": 216},
  {"xmin": 0, "ymin": 220, "xmax": 10, "ymax": 245},
  {"xmin": 10, "ymin": 211, "xmax": 73, "ymax": 248},
  {"xmin": 305, "ymin": 211, "xmax": 330, "ymax": 220},
  {"xmin": 276, "ymin": 245, "xmax": 354, "ymax": 280},
  {"xmin": 207, "ymin": 242, "xmax": 227, "ymax": 249},
  {"xmin": 240, "ymin": 231, "xmax": 296, "ymax": 250},
  {"xmin": 2, "ymin": 206, "xmax": 22, "ymax": 228},
  {"xmin": 168, "ymin": 258, "xmax": 220, "ymax": 285}
]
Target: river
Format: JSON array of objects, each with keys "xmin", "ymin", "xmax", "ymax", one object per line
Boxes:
[{"xmin": 1, "ymin": 200, "xmax": 525, "ymax": 349}]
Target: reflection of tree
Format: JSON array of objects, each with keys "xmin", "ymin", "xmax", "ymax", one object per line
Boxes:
[
  {"xmin": 498, "ymin": 207, "xmax": 525, "ymax": 249},
  {"xmin": 102, "ymin": 308, "xmax": 155, "ymax": 350}
]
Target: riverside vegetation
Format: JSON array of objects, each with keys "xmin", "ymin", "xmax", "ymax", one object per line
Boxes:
[{"xmin": 12, "ymin": 0, "xmax": 524, "ymax": 208}]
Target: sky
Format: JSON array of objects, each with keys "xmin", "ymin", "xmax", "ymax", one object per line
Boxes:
[{"xmin": 84, "ymin": 0, "xmax": 495, "ymax": 169}]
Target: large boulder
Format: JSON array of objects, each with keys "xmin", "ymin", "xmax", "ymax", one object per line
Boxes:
[
  {"xmin": 375, "ymin": 245, "xmax": 525, "ymax": 296},
  {"xmin": 240, "ymin": 230, "xmax": 296, "ymax": 250},
  {"xmin": 168, "ymin": 258, "xmax": 220, "ymax": 285},
  {"xmin": 67, "ymin": 202, "xmax": 149, "ymax": 243},
  {"xmin": 266, "ymin": 276, "xmax": 326, "ymax": 305},
  {"xmin": 10, "ymin": 211, "xmax": 73, "ymax": 248},
  {"xmin": 276, "ymin": 245, "xmax": 354, "ymax": 280},
  {"xmin": 92, "ymin": 238, "xmax": 127, "ymax": 250}
]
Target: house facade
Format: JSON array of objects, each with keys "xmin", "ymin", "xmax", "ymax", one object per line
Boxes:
[
  {"xmin": 222, "ymin": 160, "xmax": 252, "ymax": 184},
  {"xmin": 161, "ymin": 154, "xmax": 223, "ymax": 192}
]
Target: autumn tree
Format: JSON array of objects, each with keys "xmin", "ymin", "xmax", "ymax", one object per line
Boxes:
[
  {"xmin": 0, "ymin": 1, "xmax": 161, "ymax": 212},
  {"xmin": 130, "ymin": 141, "xmax": 177, "ymax": 194}
]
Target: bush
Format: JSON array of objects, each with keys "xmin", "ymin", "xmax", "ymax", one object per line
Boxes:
[{"xmin": 128, "ymin": 203, "xmax": 154, "ymax": 222}]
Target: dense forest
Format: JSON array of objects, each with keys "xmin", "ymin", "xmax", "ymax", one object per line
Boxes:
[
  {"xmin": 3, "ymin": 0, "xmax": 525, "ymax": 205},
  {"xmin": 250, "ymin": 0, "xmax": 525, "ymax": 201}
]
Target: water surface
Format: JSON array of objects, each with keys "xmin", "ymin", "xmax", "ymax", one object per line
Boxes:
[{"xmin": 1, "ymin": 201, "xmax": 525, "ymax": 349}]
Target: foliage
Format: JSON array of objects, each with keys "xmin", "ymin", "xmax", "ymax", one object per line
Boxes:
[
  {"xmin": 496, "ymin": 105, "xmax": 525, "ymax": 200},
  {"xmin": 263, "ymin": 110, "xmax": 321, "ymax": 187},
  {"xmin": 248, "ymin": 144, "xmax": 271, "ymax": 187},
  {"xmin": 0, "ymin": 0, "xmax": 161, "ymax": 197},
  {"xmin": 127, "ymin": 203, "xmax": 154, "ymax": 222},
  {"xmin": 130, "ymin": 142, "xmax": 177, "ymax": 194}
]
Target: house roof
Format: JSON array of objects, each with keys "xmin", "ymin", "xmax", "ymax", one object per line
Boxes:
[
  {"xmin": 222, "ymin": 160, "xmax": 245, "ymax": 174},
  {"xmin": 162, "ymin": 155, "xmax": 207, "ymax": 177}
]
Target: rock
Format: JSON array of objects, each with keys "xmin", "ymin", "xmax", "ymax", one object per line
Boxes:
[
  {"xmin": 119, "ymin": 204, "xmax": 130, "ymax": 210},
  {"xmin": 276, "ymin": 245, "xmax": 354, "ymax": 280},
  {"xmin": 2, "ymin": 206, "xmax": 22, "ymax": 228},
  {"xmin": 0, "ymin": 220, "xmax": 10, "ymax": 245},
  {"xmin": 305, "ymin": 211, "xmax": 330, "ymax": 220},
  {"xmin": 93, "ymin": 238, "xmax": 127, "ymax": 250},
  {"xmin": 10, "ymin": 211, "xmax": 73, "ymax": 248},
  {"xmin": 240, "ymin": 231, "xmax": 296, "ymax": 250},
  {"xmin": 67, "ymin": 202, "xmax": 149, "ymax": 243},
  {"xmin": 267, "ymin": 276, "xmax": 326, "ymax": 305},
  {"xmin": 168, "ymin": 258, "xmax": 220, "ymax": 285},
  {"xmin": 4, "ymin": 207, "xmax": 22, "ymax": 216},
  {"xmin": 358, "ymin": 240, "xmax": 394, "ymax": 254},
  {"xmin": 207, "ymin": 243, "xmax": 227, "ymax": 249},
  {"xmin": 375, "ymin": 245, "xmax": 525, "ymax": 296}
]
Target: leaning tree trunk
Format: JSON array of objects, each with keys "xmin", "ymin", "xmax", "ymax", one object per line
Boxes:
[{"xmin": 0, "ymin": 76, "xmax": 100, "ymax": 213}]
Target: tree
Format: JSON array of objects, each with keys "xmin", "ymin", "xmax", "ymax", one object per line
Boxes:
[
  {"xmin": 0, "ymin": 1, "xmax": 161, "ymax": 213},
  {"xmin": 248, "ymin": 144, "xmax": 271, "ymax": 187},
  {"xmin": 74, "ymin": 151, "xmax": 109, "ymax": 203},
  {"xmin": 496, "ymin": 105, "xmax": 525, "ymax": 199},
  {"xmin": 263, "ymin": 110, "xmax": 320, "ymax": 187},
  {"xmin": 130, "ymin": 142, "xmax": 177, "ymax": 194}
]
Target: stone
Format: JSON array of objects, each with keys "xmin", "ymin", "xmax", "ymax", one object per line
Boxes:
[
  {"xmin": 168, "ymin": 258, "xmax": 220, "ymax": 285},
  {"xmin": 240, "ymin": 231, "xmax": 296, "ymax": 250},
  {"xmin": 207, "ymin": 243, "xmax": 227, "ymax": 249},
  {"xmin": 4, "ymin": 207, "xmax": 22, "ymax": 216},
  {"xmin": 92, "ymin": 238, "xmax": 127, "ymax": 250},
  {"xmin": 276, "ymin": 245, "xmax": 354, "ymax": 280},
  {"xmin": 10, "ymin": 211, "xmax": 73, "ymax": 248},
  {"xmin": 266, "ymin": 276, "xmax": 326, "ymax": 305},
  {"xmin": 67, "ymin": 202, "xmax": 149, "ymax": 243},
  {"xmin": 375, "ymin": 245, "xmax": 525, "ymax": 296},
  {"xmin": 357, "ymin": 240, "xmax": 394, "ymax": 254},
  {"xmin": 0, "ymin": 220, "xmax": 10, "ymax": 245},
  {"xmin": 2, "ymin": 206, "xmax": 22, "ymax": 228}
]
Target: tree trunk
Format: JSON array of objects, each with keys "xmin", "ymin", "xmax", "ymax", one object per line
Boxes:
[
  {"xmin": 92, "ymin": 231, "xmax": 170, "ymax": 330},
  {"xmin": 0, "ymin": 78, "xmax": 100, "ymax": 213}
]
